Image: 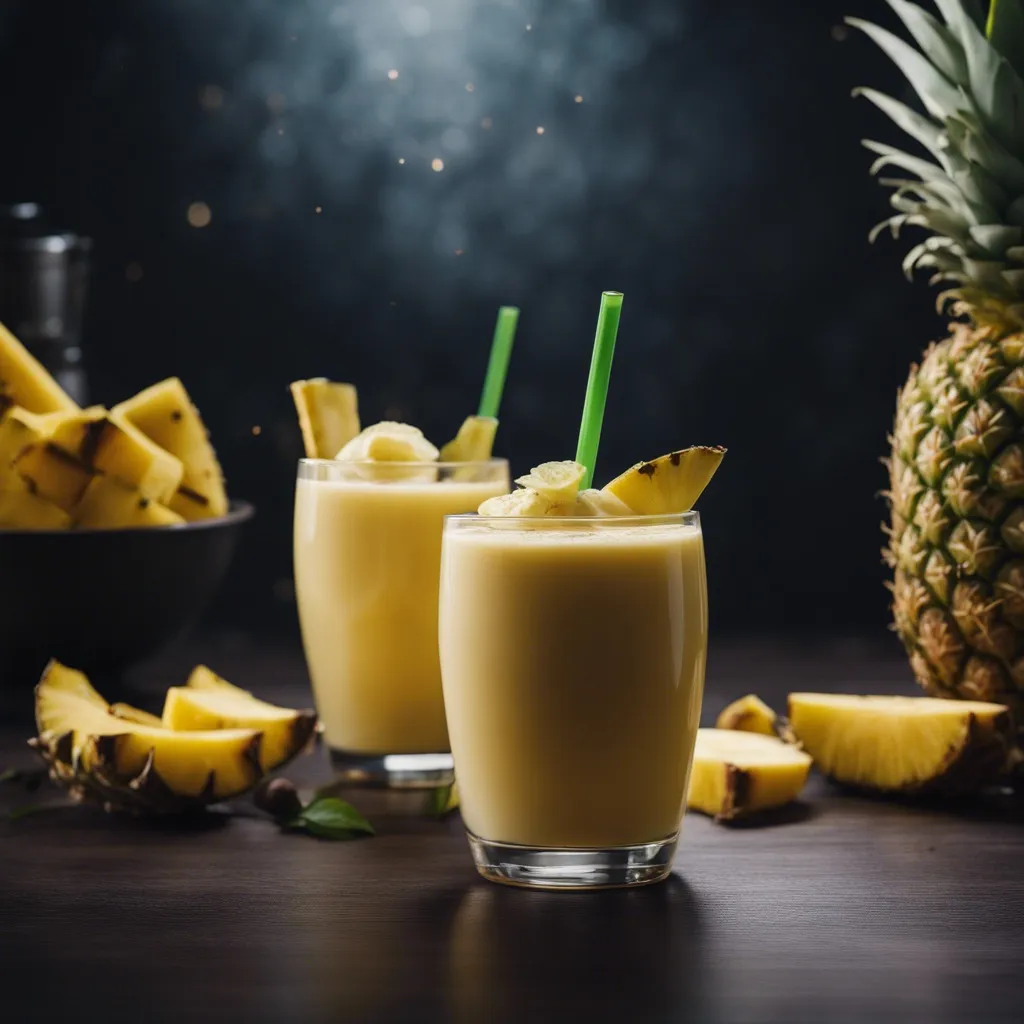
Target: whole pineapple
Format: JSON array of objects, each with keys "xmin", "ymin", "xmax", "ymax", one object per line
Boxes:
[{"xmin": 851, "ymin": 0, "xmax": 1024, "ymax": 731}]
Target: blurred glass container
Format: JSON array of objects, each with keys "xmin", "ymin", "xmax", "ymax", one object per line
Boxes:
[{"xmin": 0, "ymin": 203, "xmax": 92, "ymax": 405}]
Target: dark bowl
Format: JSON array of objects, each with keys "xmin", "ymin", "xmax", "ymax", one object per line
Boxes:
[{"xmin": 0, "ymin": 501, "xmax": 254, "ymax": 711}]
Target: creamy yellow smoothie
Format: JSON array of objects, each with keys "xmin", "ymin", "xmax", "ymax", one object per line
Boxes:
[
  {"xmin": 439, "ymin": 513, "xmax": 707, "ymax": 850},
  {"xmin": 294, "ymin": 460, "xmax": 509, "ymax": 756}
]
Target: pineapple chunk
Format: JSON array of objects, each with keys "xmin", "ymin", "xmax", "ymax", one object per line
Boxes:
[
  {"xmin": 290, "ymin": 378, "xmax": 361, "ymax": 459},
  {"xmin": 34, "ymin": 660, "xmax": 264, "ymax": 804},
  {"xmin": 0, "ymin": 481, "xmax": 71, "ymax": 530},
  {"xmin": 0, "ymin": 407, "xmax": 45, "ymax": 474},
  {"xmin": 50, "ymin": 407, "xmax": 184, "ymax": 504},
  {"xmin": 112, "ymin": 378, "xmax": 228, "ymax": 519},
  {"xmin": 73, "ymin": 475, "xmax": 184, "ymax": 529},
  {"xmin": 604, "ymin": 446, "xmax": 726, "ymax": 514},
  {"xmin": 0, "ymin": 320, "xmax": 79, "ymax": 414},
  {"xmin": 687, "ymin": 728, "xmax": 812, "ymax": 821},
  {"xmin": 788, "ymin": 693, "xmax": 1013, "ymax": 796},
  {"xmin": 515, "ymin": 461, "xmax": 586, "ymax": 503},
  {"xmin": 162, "ymin": 665, "xmax": 317, "ymax": 772},
  {"xmin": 717, "ymin": 694, "xmax": 783, "ymax": 737},
  {"xmin": 439, "ymin": 415, "xmax": 498, "ymax": 462},
  {"xmin": 13, "ymin": 442, "xmax": 94, "ymax": 510}
]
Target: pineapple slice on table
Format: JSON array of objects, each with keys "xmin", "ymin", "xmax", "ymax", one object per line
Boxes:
[
  {"xmin": 788, "ymin": 694, "xmax": 1014, "ymax": 797},
  {"xmin": 50, "ymin": 407, "xmax": 184, "ymax": 504},
  {"xmin": 73, "ymin": 475, "xmax": 184, "ymax": 529},
  {"xmin": 112, "ymin": 378, "xmax": 228, "ymax": 520},
  {"xmin": 0, "ymin": 321, "xmax": 79, "ymax": 414},
  {"xmin": 289, "ymin": 378, "xmax": 361, "ymax": 459},
  {"xmin": 603, "ymin": 446, "xmax": 726, "ymax": 514},
  {"xmin": 687, "ymin": 729, "xmax": 812, "ymax": 822},
  {"xmin": 439, "ymin": 415, "xmax": 498, "ymax": 462},
  {"xmin": 162, "ymin": 665, "xmax": 318, "ymax": 772},
  {"xmin": 32, "ymin": 661, "xmax": 265, "ymax": 810}
]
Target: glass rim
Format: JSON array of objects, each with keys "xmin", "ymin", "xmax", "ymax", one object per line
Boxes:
[
  {"xmin": 443, "ymin": 510, "xmax": 700, "ymax": 527},
  {"xmin": 298, "ymin": 456, "xmax": 508, "ymax": 471}
]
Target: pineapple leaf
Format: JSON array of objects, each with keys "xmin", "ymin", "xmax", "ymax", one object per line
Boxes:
[
  {"xmin": 853, "ymin": 88, "xmax": 950, "ymax": 166},
  {"xmin": 969, "ymin": 223, "xmax": 1024, "ymax": 255},
  {"xmin": 846, "ymin": 17, "xmax": 971, "ymax": 121},
  {"xmin": 863, "ymin": 139, "xmax": 949, "ymax": 182},
  {"xmin": 945, "ymin": 113, "xmax": 1024, "ymax": 191},
  {"xmin": 1007, "ymin": 194, "xmax": 1024, "ymax": 226},
  {"xmin": 1006, "ymin": 244, "xmax": 1024, "ymax": 262},
  {"xmin": 884, "ymin": 0, "xmax": 969, "ymax": 84},
  {"xmin": 936, "ymin": 0, "xmax": 1024, "ymax": 151},
  {"xmin": 1003, "ymin": 268, "xmax": 1024, "ymax": 289},
  {"xmin": 986, "ymin": 0, "xmax": 1024, "ymax": 79}
]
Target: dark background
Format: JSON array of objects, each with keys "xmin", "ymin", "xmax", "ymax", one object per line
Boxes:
[{"xmin": 0, "ymin": 0, "xmax": 938, "ymax": 641}]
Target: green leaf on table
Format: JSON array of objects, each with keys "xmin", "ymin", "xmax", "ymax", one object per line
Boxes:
[
  {"xmin": 426, "ymin": 780, "xmax": 460, "ymax": 817},
  {"xmin": 0, "ymin": 767, "xmax": 47, "ymax": 791},
  {"xmin": 287, "ymin": 796, "xmax": 374, "ymax": 840},
  {"xmin": 0, "ymin": 768, "xmax": 17, "ymax": 784},
  {"xmin": 8, "ymin": 802, "xmax": 65, "ymax": 822}
]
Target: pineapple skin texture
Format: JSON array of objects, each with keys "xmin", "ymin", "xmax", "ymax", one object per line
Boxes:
[{"xmin": 887, "ymin": 322, "xmax": 1024, "ymax": 737}]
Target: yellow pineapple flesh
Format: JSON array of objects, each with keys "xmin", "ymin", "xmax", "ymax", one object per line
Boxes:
[
  {"xmin": 33, "ymin": 661, "xmax": 265, "ymax": 805},
  {"xmin": 113, "ymin": 378, "xmax": 228, "ymax": 519},
  {"xmin": 687, "ymin": 729, "xmax": 811, "ymax": 821},
  {"xmin": 604, "ymin": 446, "xmax": 726, "ymax": 514},
  {"xmin": 49, "ymin": 407, "xmax": 184, "ymax": 504},
  {"xmin": 13, "ymin": 442, "xmax": 93, "ymax": 511},
  {"xmin": 290, "ymin": 378, "xmax": 361, "ymax": 459},
  {"xmin": 788, "ymin": 693, "xmax": 1013, "ymax": 796},
  {"xmin": 73, "ymin": 476, "xmax": 184, "ymax": 529},
  {"xmin": 0, "ymin": 321, "xmax": 79, "ymax": 414},
  {"xmin": 162, "ymin": 665, "xmax": 317, "ymax": 772},
  {"xmin": 0, "ymin": 482, "xmax": 70, "ymax": 530},
  {"xmin": 439, "ymin": 415, "xmax": 498, "ymax": 462}
]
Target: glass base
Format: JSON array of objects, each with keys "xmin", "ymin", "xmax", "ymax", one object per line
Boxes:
[
  {"xmin": 467, "ymin": 831, "xmax": 678, "ymax": 891},
  {"xmin": 328, "ymin": 747, "xmax": 454, "ymax": 789}
]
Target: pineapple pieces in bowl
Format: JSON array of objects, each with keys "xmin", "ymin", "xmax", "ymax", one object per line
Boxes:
[
  {"xmin": 0, "ymin": 320, "xmax": 231, "ymax": 531},
  {"xmin": 0, "ymin": 322, "xmax": 252, "ymax": 693},
  {"xmin": 31, "ymin": 660, "xmax": 317, "ymax": 814}
]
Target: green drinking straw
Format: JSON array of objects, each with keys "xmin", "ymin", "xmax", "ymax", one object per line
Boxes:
[
  {"xmin": 575, "ymin": 291, "xmax": 624, "ymax": 490},
  {"xmin": 478, "ymin": 306, "xmax": 520, "ymax": 419}
]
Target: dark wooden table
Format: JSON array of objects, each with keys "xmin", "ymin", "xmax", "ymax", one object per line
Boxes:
[{"xmin": 2, "ymin": 635, "xmax": 1022, "ymax": 1024}]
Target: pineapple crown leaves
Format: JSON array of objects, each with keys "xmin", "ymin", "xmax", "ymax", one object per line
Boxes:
[{"xmin": 849, "ymin": 0, "xmax": 1024, "ymax": 326}]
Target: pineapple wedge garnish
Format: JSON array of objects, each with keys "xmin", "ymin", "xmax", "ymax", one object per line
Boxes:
[
  {"xmin": 604, "ymin": 446, "xmax": 726, "ymax": 515},
  {"xmin": 162, "ymin": 665, "xmax": 318, "ymax": 772},
  {"xmin": 788, "ymin": 694, "xmax": 1014, "ymax": 796},
  {"xmin": 0, "ymin": 321, "xmax": 79, "ymax": 414},
  {"xmin": 49, "ymin": 407, "xmax": 184, "ymax": 504},
  {"xmin": 439, "ymin": 415, "xmax": 498, "ymax": 462},
  {"xmin": 32, "ymin": 661, "xmax": 265, "ymax": 807},
  {"xmin": 73, "ymin": 476, "xmax": 184, "ymax": 529},
  {"xmin": 687, "ymin": 729, "xmax": 812, "ymax": 821},
  {"xmin": 289, "ymin": 378, "xmax": 361, "ymax": 459},
  {"xmin": 113, "ymin": 378, "xmax": 228, "ymax": 520}
]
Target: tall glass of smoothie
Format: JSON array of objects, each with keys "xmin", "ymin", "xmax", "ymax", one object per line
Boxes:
[
  {"xmin": 291, "ymin": 389, "xmax": 510, "ymax": 787},
  {"xmin": 439, "ymin": 450, "xmax": 723, "ymax": 889}
]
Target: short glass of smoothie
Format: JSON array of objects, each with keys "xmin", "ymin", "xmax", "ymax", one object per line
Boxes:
[
  {"xmin": 439, "ymin": 510, "xmax": 708, "ymax": 889},
  {"xmin": 295, "ymin": 456, "xmax": 510, "ymax": 786}
]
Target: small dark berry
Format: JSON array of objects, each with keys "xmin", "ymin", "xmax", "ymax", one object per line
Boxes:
[{"xmin": 254, "ymin": 776, "xmax": 303, "ymax": 820}]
